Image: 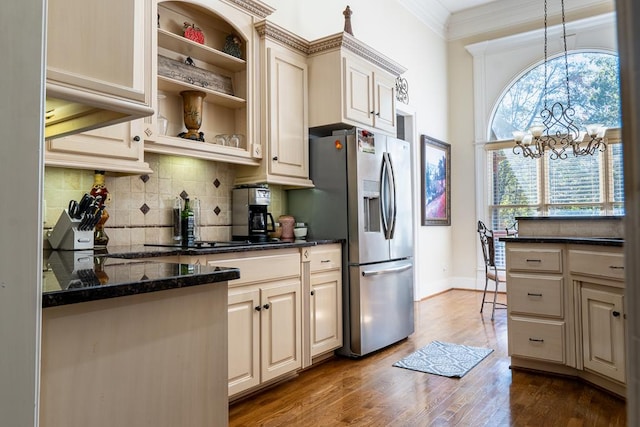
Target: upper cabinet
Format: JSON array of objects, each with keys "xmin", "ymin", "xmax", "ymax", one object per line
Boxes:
[
  {"xmin": 46, "ymin": 0, "xmax": 154, "ymax": 139},
  {"xmin": 307, "ymin": 32, "xmax": 406, "ymax": 136},
  {"xmin": 234, "ymin": 21, "xmax": 313, "ymax": 188},
  {"xmin": 145, "ymin": 0, "xmax": 274, "ymax": 167}
]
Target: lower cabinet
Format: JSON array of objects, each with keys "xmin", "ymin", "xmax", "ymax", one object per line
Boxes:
[
  {"xmin": 228, "ymin": 278, "xmax": 302, "ymax": 397},
  {"xmin": 302, "ymin": 244, "xmax": 343, "ymax": 366},
  {"xmin": 163, "ymin": 244, "xmax": 343, "ymax": 397},
  {"xmin": 309, "ymin": 270, "xmax": 342, "ymax": 357},
  {"xmin": 580, "ymin": 285, "xmax": 625, "ymax": 383},
  {"xmin": 505, "ymin": 242, "xmax": 626, "ymax": 396}
]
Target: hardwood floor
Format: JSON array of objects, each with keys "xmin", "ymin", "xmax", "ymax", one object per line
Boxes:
[{"xmin": 229, "ymin": 290, "xmax": 626, "ymax": 426}]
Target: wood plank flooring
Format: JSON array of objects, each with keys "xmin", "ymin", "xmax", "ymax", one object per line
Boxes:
[{"xmin": 229, "ymin": 290, "xmax": 626, "ymax": 426}]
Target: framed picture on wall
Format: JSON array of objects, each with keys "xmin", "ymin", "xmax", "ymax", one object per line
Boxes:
[{"xmin": 421, "ymin": 135, "xmax": 451, "ymax": 226}]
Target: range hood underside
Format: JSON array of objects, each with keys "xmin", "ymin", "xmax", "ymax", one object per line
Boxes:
[{"xmin": 45, "ymin": 79, "xmax": 154, "ymax": 140}]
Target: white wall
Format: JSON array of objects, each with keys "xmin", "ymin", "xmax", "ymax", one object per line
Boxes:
[{"xmin": 267, "ymin": 0, "xmax": 452, "ymax": 299}]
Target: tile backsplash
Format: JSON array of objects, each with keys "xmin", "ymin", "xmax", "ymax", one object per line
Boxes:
[{"xmin": 44, "ymin": 153, "xmax": 287, "ymax": 246}]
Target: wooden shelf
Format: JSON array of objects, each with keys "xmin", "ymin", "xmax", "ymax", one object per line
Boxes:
[
  {"xmin": 145, "ymin": 135, "xmax": 259, "ymax": 166},
  {"xmin": 158, "ymin": 29, "xmax": 246, "ymax": 72},
  {"xmin": 157, "ymin": 76, "xmax": 246, "ymax": 109}
]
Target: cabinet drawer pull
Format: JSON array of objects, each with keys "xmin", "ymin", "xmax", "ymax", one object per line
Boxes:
[
  {"xmin": 528, "ymin": 338, "xmax": 544, "ymax": 343},
  {"xmin": 321, "ymin": 259, "xmax": 331, "ymax": 263},
  {"xmin": 526, "ymin": 259, "xmax": 542, "ymax": 263},
  {"xmin": 609, "ymin": 265, "xmax": 624, "ymax": 270},
  {"xmin": 527, "ymin": 292, "xmax": 543, "ymax": 297}
]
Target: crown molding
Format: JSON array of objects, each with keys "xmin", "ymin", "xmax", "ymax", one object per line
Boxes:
[
  {"xmin": 255, "ymin": 20, "xmax": 310, "ymax": 55},
  {"xmin": 225, "ymin": 0, "xmax": 275, "ymax": 19},
  {"xmin": 448, "ymin": 0, "xmax": 613, "ymax": 40},
  {"xmin": 397, "ymin": 0, "xmax": 450, "ymax": 39},
  {"xmin": 308, "ymin": 32, "xmax": 407, "ymax": 76}
]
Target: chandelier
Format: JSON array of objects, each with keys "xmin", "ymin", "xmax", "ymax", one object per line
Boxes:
[{"xmin": 512, "ymin": 0, "xmax": 607, "ymax": 160}]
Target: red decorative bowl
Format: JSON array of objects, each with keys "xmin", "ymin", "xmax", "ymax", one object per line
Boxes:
[{"xmin": 183, "ymin": 22, "xmax": 204, "ymax": 44}]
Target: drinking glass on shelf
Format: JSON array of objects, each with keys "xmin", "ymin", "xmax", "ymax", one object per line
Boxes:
[
  {"xmin": 157, "ymin": 93, "xmax": 169, "ymax": 136},
  {"xmin": 229, "ymin": 134, "xmax": 244, "ymax": 149},
  {"xmin": 214, "ymin": 134, "xmax": 229, "ymax": 145}
]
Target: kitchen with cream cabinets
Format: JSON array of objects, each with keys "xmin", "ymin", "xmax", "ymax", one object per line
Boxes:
[{"xmin": 3, "ymin": 0, "xmax": 640, "ymax": 427}]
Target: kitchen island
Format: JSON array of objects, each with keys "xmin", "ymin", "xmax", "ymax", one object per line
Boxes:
[
  {"xmin": 502, "ymin": 216, "xmax": 626, "ymax": 397},
  {"xmin": 41, "ymin": 254, "xmax": 240, "ymax": 427}
]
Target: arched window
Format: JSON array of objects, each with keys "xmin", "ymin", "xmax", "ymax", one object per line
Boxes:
[
  {"xmin": 485, "ymin": 51, "xmax": 622, "ymax": 266},
  {"xmin": 490, "ymin": 51, "xmax": 621, "ymax": 141}
]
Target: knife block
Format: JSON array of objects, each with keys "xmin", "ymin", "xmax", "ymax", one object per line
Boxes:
[{"xmin": 48, "ymin": 209, "xmax": 94, "ymax": 250}]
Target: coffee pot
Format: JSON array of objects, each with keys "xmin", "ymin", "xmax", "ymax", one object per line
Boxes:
[{"xmin": 232, "ymin": 186, "xmax": 275, "ymax": 242}]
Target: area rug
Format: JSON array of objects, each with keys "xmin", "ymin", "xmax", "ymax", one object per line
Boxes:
[{"xmin": 393, "ymin": 341, "xmax": 494, "ymax": 378}]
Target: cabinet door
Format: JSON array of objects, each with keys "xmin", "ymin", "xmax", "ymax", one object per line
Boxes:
[
  {"xmin": 228, "ymin": 288, "xmax": 260, "ymax": 396},
  {"xmin": 268, "ymin": 46, "xmax": 309, "ymax": 178},
  {"xmin": 310, "ymin": 270, "xmax": 342, "ymax": 357},
  {"xmin": 343, "ymin": 56, "xmax": 374, "ymax": 127},
  {"xmin": 45, "ymin": 119, "xmax": 151, "ymax": 174},
  {"xmin": 261, "ymin": 279, "xmax": 302, "ymax": 382},
  {"xmin": 373, "ymin": 72, "xmax": 397, "ymax": 134},
  {"xmin": 581, "ymin": 286, "xmax": 625, "ymax": 383}
]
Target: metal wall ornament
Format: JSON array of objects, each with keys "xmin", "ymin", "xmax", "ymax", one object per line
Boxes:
[
  {"xmin": 512, "ymin": 0, "xmax": 607, "ymax": 160},
  {"xmin": 396, "ymin": 76, "xmax": 409, "ymax": 104}
]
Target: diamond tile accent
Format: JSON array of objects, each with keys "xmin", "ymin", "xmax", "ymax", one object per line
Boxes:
[
  {"xmin": 140, "ymin": 174, "xmax": 150, "ymax": 183},
  {"xmin": 213, "ymin": 179, "xmax": 221, "ymax": 188},
  {"xmin": 140, "ymin": 203, "xmax": 150, "ymax": 215},
  {"xmin": 214, "ymin": 206, "xmax": 221, "ymax": 216},
  {"xmin": 180, "ymin": 190, "xmax": 189, "ymax": 199}
]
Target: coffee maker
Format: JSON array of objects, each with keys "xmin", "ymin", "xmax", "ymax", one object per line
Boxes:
[{"xmin": 232, "ymin": 186, "xmax": 275, "ymax": 242}]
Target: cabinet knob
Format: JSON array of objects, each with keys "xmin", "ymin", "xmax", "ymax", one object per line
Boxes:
[
  {"xmin": 613, "ymin": 311, "xmax": 621, "ymax": 317},
  {"xmin": 310, "ymin": 290, "xmax": 315, "ymax": 296},
  {"xmin": 133, "ymin": 135, "xmax": 141, "ymax": 142},
  {"xmin": 263, "ymin": 303, "xmax": 271, "ymax": 310},
  {"xmin": 376, "ymin": 112, "xmax": 380, "ymax": 117},
  {"xmin": 255, "ymin": 306, "xmax": 262, "ymax": 312},
  {"xmin": 272, "ymin": 156, "xmax": 278, "ymax": 161}
]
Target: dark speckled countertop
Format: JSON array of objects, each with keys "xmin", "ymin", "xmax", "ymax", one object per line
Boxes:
[
  {"xmin": 42, "ymin": 240, "xmax": 342, "ymax": 308},
  {"xmin": 500, "ymin": 236, "xmax": 624, "ymax": 247}
]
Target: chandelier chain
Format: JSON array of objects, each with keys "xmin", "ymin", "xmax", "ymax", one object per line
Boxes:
[{"xmin": 561, "ymin": 0, "xmax": 571, "ymax": 107}]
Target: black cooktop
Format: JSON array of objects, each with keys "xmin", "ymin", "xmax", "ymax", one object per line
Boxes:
[{"xmin": 144, "ymin": 240, "xmax": 287, "ymax": 249}]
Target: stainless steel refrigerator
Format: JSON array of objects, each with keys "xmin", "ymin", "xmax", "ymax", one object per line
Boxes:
[{"xmin": 288, "ymin": 127, "xmax": 414, "ymax": 357}]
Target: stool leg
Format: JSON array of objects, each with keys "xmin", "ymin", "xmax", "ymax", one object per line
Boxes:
[
  {"xmin": 491, "ymin": 278, "xmax": 498, "ymax": 321},
  {"xmin": 480, "ymin": 275, "xmax": 489, "ymax": 313}
]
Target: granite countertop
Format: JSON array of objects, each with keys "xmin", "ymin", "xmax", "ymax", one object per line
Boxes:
[
  {"xmin": 42, "ymin": 253, "xmax": 240, "ymax": 308},
  {"xmin": 500, "ymin": 236, "xmax": 624, "ymax": 247},
  {"xmin": 42, "ymin": 239, "xmax": 342, "ymax": 308}
]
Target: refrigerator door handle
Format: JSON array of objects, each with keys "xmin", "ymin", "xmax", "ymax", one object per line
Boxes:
[
  {"xmin": 386, "ymin": 152, "xmax": 397, "ymax": 239},
  {"xmin": 381, "ymin": 152, "xmax": 397, "ymax": 240},
  {"xmin": 362, "ymin": 264, "xmax": 412, "ymax": 277}
]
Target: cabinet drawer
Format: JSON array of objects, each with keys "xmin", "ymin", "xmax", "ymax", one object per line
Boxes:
[
  {"xmin": 207, "ymin": 251, "xmax": 300, "ymax": 286},
  {"xmin": 304, "ymin": 244, "xmax": 342, "ymax": 272},
  {"xmin": 569, "ymin": 249, "xmax": 625, "ymax": 282},
  {"xmin": 508, "ymin": 274, "xmax": 563, "ymax": 318},
  {"xmin": 507, "ymin": 248, "xmax": 562, "ymax": 273},
  {"xmin": 509, "ymin": 317, "xmax": 565, "ymax": 363}
]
